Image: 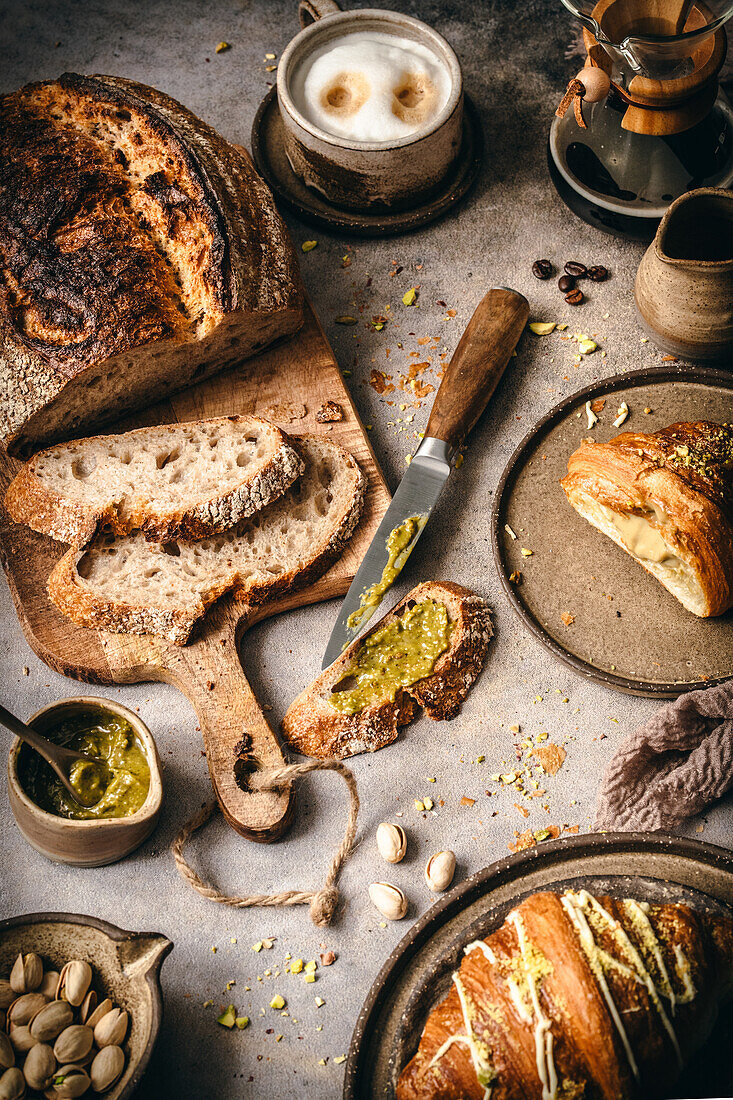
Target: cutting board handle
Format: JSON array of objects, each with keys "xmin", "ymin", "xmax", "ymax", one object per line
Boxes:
[
  {"xmin": 425, "ymin": 287, "xmax": 529, "ymax": 451},
  {"xmin": 161, "ymin": 600, "xmax": 295, "ymax": 842}
]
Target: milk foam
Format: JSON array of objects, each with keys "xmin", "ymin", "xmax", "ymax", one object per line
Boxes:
[{"xmin": 291, "ymin": 31, "xmax": 451, "ymax": 143}]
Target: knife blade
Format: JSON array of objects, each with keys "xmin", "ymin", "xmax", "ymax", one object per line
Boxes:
[{"xmin": 322, "ymin": 287, "xmax": 529, "ymax": 669}]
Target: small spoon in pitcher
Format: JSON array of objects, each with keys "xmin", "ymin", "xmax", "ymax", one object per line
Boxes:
[{"xmin": 0, "ymin": 701, "xmax": 110, "ymax": 807}]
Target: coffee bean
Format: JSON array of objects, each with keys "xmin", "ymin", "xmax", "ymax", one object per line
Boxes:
[
  {"xmin": 564, "ymin": 261, "xmax": 587, "ymax": 278},
  {"xmin": 558, "ymin": 274, "xmax": 575, "ymax": 292},
  {"xmin": 587, "ymin": 265, "xmax": 609, "ymax": 281},
  {"xmin": 532, "ymin": 258, "xmax": 554, "ymax": 279},
  {"xmin": 565, "ymin": 287, "xmax": 584, "ymax": 305}
]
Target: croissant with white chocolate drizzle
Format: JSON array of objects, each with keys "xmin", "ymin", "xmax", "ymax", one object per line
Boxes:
[
  {"xmin": 561, "ymin": 421, "xmax": 733, "ymax": 617},
  {"xmin": 397, "ymin": 890, "xmax": 733, "ymax": 1100}
]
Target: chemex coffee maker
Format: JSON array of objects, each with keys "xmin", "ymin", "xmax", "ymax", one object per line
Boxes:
[{"xmin": 549, "ymin": 0, "xmax": 733, "ymax": 238}]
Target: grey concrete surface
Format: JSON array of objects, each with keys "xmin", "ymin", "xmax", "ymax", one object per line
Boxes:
[{"xmin": 1, "ymin": 1, "xmax": 731, "ymax": 1096}]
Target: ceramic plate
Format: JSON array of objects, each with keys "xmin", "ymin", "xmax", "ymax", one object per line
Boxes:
[
  {"xmin": 251, "ymin": 87, "xmax": 483, "ymax": 237},
  {"xmin": 344, "ymin": 832, "xmax": 733, "ymax": 1099},
  {"xmin": 491, "ymin": 366, "xmax": 733, "ymax": 697}
]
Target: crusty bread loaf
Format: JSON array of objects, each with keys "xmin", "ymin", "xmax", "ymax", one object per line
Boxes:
[
  {"xmin": 0, "ymin": 73, "xmax": 303, "ymax": 455},
  {"xmin": 281, "ymin": 582, "xmax": 492, "ymax": 759},
  {"xmin": 47, "ymin": 436, "xmax": 365, "ymax": 644},
  {"xmin": 5, "ymin": 415, "xmax": 303, "ymax": 545}
]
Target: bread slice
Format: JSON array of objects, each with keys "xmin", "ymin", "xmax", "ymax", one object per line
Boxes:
[
  {"xmin": 47, "ymin": 436, "xmax": 365, "ymax": 644},
  {"xmin": 0, "ymin": 73, "xmax": 303, "ymax": 455},
  {"xmin": 281, "ymin": 582, "xmax": 492, "ymax": 759},
  {"xmin": 5, "ymin": 415, "xmax": 304, "ymax": 546}
]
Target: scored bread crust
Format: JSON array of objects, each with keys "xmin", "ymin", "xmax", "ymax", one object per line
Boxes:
[
  {"xmin": 47, "ymin": 435, "xmax": 366, "ymax": 644},
  {"xmin": 561, "ymin": 422, "xmax": 733, "ymax": 617},
  {"xmin": 281, "ymin": 581, "xmax": 492, "ymax": 760},
  {"xmin": 0, "ymin": 73, "xmax": 303, "ymax": 455},
  {"xmin": 5, "ymin": 415, "xmax": 304, "ymax": 546}
]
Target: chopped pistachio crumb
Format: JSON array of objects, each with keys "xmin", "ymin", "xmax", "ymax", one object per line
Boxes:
[
  {"xmin": 402, "ymin": 287, "xmax": 417, "ymax": 306},
  {"xmin": 414, "ymin": 799, "xmax": 425, "ymax": 811},
  {"xmin": 215, "ymin": 41, "xmax": 230, "ymax": 53},
  {"xmin": 291, "ymin": 959, "xmax": 304, "ymax": 974},
  {"xmin": 270, "ymin": 995, "xmax": 286, "ymax": 1010},
  {"xmin": 334, "ymin": 1055, "xmax": 347, "ymax": 1065},
  {"xmin": 305, "ymin": 973, "xmax": 317, "ymax": 984},
  {"xmin": 217, "ymin": 1005, "xmax": 236, "ymax": 1028},
  {"xmin": 520, "ymin": 547, "xmax": 533, "ymax": 558},
  {"xmin": 301, "ymin": 240, "xmax": 318, "ymax": 252},
  {"xmin": 304, "ymin": 961, "xmax": 317, "ymax": 974},
  {"xmin": 252, "ymin": 942, "xmax": 263, "ymax": 953},
  {"xmin": 528, "ymin": 321, "xmax": 556, "ymax": 336},
  {"xmin": 315, "ymin": 997, "xmax": 326, "ymax": 1007},
  {"xmin": 235, "ymin": 1016, "xmax": 250, "ymax": 1030}
]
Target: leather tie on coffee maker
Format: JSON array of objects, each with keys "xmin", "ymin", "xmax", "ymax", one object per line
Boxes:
[{"xmin": 556, "ymin": 79, "xmax": 588, "ymax": 129}]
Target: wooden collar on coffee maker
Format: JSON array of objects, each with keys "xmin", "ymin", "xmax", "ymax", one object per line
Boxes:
[{"xmin": 581, "ymin": 0, "xmax": 726, "ymax": 135}]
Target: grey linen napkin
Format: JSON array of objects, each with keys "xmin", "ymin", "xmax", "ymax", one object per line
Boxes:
[{"xmin": 595, "ymin": 679, "xmax": 733, "ymax": 831}]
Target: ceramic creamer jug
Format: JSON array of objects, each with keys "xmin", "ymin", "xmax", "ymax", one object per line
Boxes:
[{"xmin": 635, "ymin": 187, "xmax": 733, "ymax": 363}]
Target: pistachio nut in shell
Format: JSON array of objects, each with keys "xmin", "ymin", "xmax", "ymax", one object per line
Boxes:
[
  {"xmin": 376, "ymin": 822, "xmax": 407, "ymax": 864},
  {"xmin": 368, "ymin": 882, "xmax": 408, "ymax": 920},
  {"xmin": 38, "ymin": 974, "xmax": 60, "ymax": 1002},
  {"xmin": 47, "ymin": 1065, "xmax": 90, "ymax": 1098},
  {"xmin": 0, "ymin": 1033, "xmax": 13, "ymax": 1072},
  {"xmin": 425, "ymin": 850, "xmax": 456, "ymax": 893},
  {"xmin": 57, "ymin": 962, "xmax": 91, "ymax": 1009},
  {"xmin": 0, "ymin": 984, "xmax": 14, "ymax": 1012},
  {"xmin": 53, "ymin": 1025, "xmax": 93, "ymax": 1065},
  {"xmin": 0, "ymin": 1067, "xmax": 25, "ymax": 1100},
  {"xmin": 10, "ymin": 954, "xmax": 42, "ymax": 995},
  {"xmin": 93, "ymin": 1008, "xmax": 127, "ymax": 1049},
  {"xmin": 29, "ymin": 1001, "xmax": 74, "ymax": 1043},
  {"xmin": 8, "ymin": 994, "xmax": 47, "ymax": 1027},
  {"xmin": 82, "ymin": 1000, "xmax": 111, "ymax": 1032},
  {"xmin": 90, "ymin": 1045, "xmax": 125, "ymax": 1093},
  {"xmin": 8, "ymin": 1027, "xmax": 36, "ymax": 1056},
  {"xmin": 22, "ymin": 1042, "xmax": 56, "ymax": 1091}
]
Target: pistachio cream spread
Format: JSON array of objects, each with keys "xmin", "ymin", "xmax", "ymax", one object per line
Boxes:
[
  {"xmin": 598, "ymin": 504, "xmax": 678, "ymax": 565},
  {"xmin": 20, "ymin": 710, "xmax": 150, "ymax": 819},
  {"xmin": 331, "ymin": 599, "xmax": 452, "ymax": 714},
  {"xmin": 347, "ymin": 514, "xmax": 426, "ymax": 632}
]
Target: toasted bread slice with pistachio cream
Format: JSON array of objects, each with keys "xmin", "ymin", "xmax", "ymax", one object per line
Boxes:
[{"xmin": 281, "ymin": 581, "xmax": 492, "ymax": 759}]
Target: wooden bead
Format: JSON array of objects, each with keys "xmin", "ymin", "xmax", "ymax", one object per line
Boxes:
[{"xmin": 577, "ymin": 66, "xmax": 611, "ymax": 103}]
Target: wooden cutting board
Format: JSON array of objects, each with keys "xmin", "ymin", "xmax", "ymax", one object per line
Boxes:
[{"xmin": 0, "ymin": 298, "xmax": 390, "ymax": 842}]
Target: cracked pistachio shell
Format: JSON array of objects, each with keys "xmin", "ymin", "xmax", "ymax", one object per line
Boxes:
[
  {"xmin": 368, "ymin": 882, "xmax": 408, "ymax": 920},
  {"xmin": 425, "ymin": 850, "xmax": 456, "ymax": 893},
  {"xmin": 22, "ymin": 1043, "xmax": 56, "ymax": 1091},
  {"xmin": 77, "ymin": 992, "xmax": 96, "ymax": 1026},
  {"xmin": 8, "ymin": 1027, "xmax": 36, "ymax": 1056},
  {"xmin": 29, "ymin": 1002, "xmax": 74, "ymax": 1043},
  {"xmin": 10, "ymin": 955, "xmax": 42, "ymax": 996},
  {"xmin": 46, "ymin": 1065, "xmax": 90, "ymax": 1098},
  {"xmin": 57, "ymin": 963, "xmax": 91, "ymax": 1009},
  {"xmin": 8, "ymin": 995, "xmax": 47, "ymax": 1028},
  {"xmin": 53, "ymin": 1026, "xmax": 93, "ymax": 1066},
  {"xmin": 93, "ymin": 1009, "xmax": 127, "ymax": 1050},
  {"xmin": 0, "ymin": 1067, "xmax": 25, "ymax": 1100},
  {"xmin": 376, "ymin": 823, "xmax": 407, "ymax": 864},
  {"xmin": 0, "ymin": 1033, "xmax": 13, "ymax": 1071},
  {"xmin": 82, "ymin": 1000, "xmax": 111, "ymax": 1032},
  {"xmin": 38, "ymin": 974, "xmax": 60, "ymax": 1002},
  {"xmin": 0, "ymin": 984, "xmax": 14, "ymax": 1012},
  {"xmin": 90, "ymin": 1045, "xmax": 124, "ymax": 1093}
]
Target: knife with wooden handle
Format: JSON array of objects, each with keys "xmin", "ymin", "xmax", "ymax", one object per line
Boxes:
[{"xmin": 322, "ymin": 286, "xmax": 529, "ymax": 668}]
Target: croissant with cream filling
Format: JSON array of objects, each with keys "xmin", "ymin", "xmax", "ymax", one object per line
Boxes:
[
  {"xmin": 560, "ymin": 421, "xmax": 733, "ymax": 617},
  {"xmin": 397, "ymin": 889, "xmax": 733, "ymax": 1100}
]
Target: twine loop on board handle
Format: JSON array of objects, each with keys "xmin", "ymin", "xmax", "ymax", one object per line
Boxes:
[{"xmin": 172, "ymin": 758, "xmax": 359, "ymax": 927}]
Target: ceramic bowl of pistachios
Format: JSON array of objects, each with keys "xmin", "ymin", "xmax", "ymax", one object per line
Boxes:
[{"xmin": 0, "ymin": 913, "xmax": 172, "ymax": 1100}]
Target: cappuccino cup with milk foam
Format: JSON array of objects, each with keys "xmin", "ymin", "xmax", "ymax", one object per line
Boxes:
[{"xmin": 278, "ymin": 5, "xmax": 463, "ymax": 211}]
